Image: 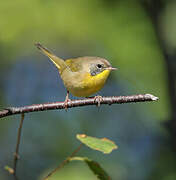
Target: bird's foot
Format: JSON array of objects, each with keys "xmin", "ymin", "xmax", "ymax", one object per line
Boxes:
[
  {"xmin": 93, "ymin": 95, "xmax": 103, "ymax": 107},
  {"xmin": 63, "ymin": 91, "xmax": 72, "ymax": 110},
  {"xmin": 63, "ymin": 97, "xmax": 72, "ymax": 110}
]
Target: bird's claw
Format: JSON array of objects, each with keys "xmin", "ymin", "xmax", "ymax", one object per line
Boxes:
[
  {"xmin": 63, "ymin": 98, "xmax": 72, "ymax": 110},
  {"xmin": 94, "ymin": 95, "xmax": 103, "ymax": 107}
]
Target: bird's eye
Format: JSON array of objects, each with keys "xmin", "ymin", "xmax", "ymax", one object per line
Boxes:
[{"xmin": 97, "ymin": 64, "xmax": 102, "ymax": 68}]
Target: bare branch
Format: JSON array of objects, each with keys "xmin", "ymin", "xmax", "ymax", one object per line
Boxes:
[
  {"xmin": 13, "ymin": 113, "xmax": 25, "ymax": 180},
  {"xmin": 0, "ymin": 94, "xmax": 158, "ymax": 119}
]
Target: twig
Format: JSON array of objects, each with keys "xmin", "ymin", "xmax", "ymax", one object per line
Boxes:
[
  {"xmin": 43, "ymin": 144, "xmax": 83, "ymax": 180},
  {"xmin": 13, "ymin": 113, "xmax": 25, "ymax": 180},
  {"xmin": 0, "ymin": 94, "xmax": 158, "ymax": 119}
]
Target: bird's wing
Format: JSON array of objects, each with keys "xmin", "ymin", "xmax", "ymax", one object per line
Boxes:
[{"xmin": 65, "ymin": 58, "xmax": 83, "ymax": 72}]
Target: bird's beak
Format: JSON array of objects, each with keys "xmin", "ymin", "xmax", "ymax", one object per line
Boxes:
[{"xmin": 105, "ymin": 67, "xmax": 118, "ymax": 71}]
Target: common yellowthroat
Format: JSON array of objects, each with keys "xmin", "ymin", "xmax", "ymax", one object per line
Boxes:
[{"xmin": 35, "ymin": 43, "xmax": 117, "ymax": 104}]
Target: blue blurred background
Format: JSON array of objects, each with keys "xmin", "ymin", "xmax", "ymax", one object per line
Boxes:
[{"xmin": 0, "ymin": 0, "xmax": 175, "ymax": 179}]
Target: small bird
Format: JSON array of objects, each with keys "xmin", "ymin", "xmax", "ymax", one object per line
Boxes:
[{"xmin": 35, "ymin": 43, "xmax": 117, "ymax": 105}]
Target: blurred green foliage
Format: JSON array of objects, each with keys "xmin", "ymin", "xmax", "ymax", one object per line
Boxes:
[{"xmin": 0, "ymin": 0, "xmax": 169, "ymax": 119}]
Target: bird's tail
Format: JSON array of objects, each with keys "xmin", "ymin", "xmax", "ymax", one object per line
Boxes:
[{"xmin": 35, "ymin": 43, "xmax": 67, "ymax": 72}]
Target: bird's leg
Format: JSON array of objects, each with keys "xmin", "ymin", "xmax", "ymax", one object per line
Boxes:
[{"xmin": 63, "ymin": 90, "xmax": 71, "ymax": 110}]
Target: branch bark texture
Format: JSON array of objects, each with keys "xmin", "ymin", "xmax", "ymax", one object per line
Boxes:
[{"xmin": 0, "ymin": 94, "xmax": 158, "ymax": 119}]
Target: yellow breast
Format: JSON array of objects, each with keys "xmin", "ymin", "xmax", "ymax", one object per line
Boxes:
[{"xmin": 69, "ymin": 70, "xmax": 110, "ymax": 97}]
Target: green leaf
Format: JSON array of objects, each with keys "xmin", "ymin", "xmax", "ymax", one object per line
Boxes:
[
  {"xmin": 70, "ymin": 157, "xmax": 111, "ymax": 180},
  {"xmin": 76, "ymin": 134, "xmax": 118, "ymax": 154}
]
